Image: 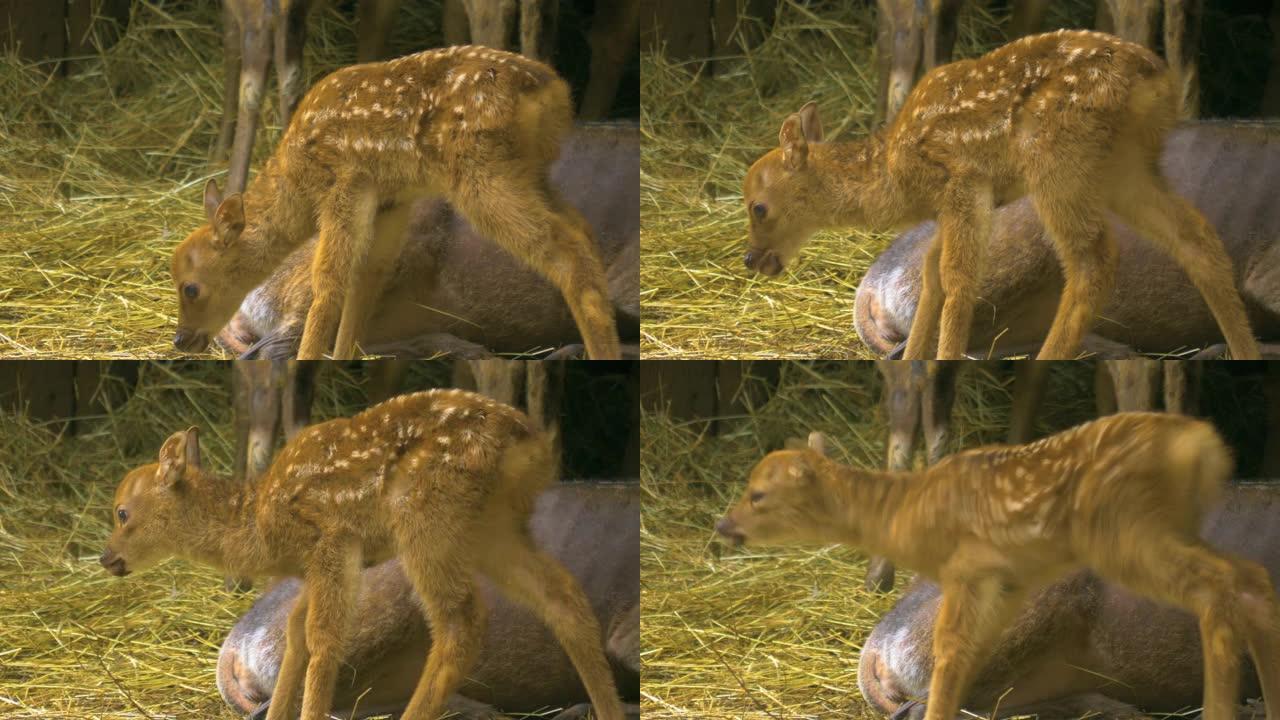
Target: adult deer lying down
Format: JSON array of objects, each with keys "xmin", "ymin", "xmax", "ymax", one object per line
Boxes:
[
  {"xmin": 855, "ymin": 121, "xmax": 1280, "ymax": 357},
  {"xmin": 860, "ymin": 482, "xmax": 1280, "ymax": 719},
  {"xmin": 100, "ymin": 390, "xmax": 624, "ymax": 720},
  {"xmin": 217, "ymin": 483, "xmax": 640, "ymax": 719},
  {"xmin": 715, "ymin": 414, "xmax": 1280, "ymax": 720},
  {"xmin": 216, "ymin": 123, "xmax": 640, "ymax": 360},
  {"xmin": 743, "ymin": 31, "xmax": 1259, "ymax": 359}
]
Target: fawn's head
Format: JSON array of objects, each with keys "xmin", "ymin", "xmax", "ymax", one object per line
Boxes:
[
  {"xmin": 170, "ymin": 180, "xmax": 257, "ymax": 353},
  {"xmin": 743, "ymin": 102, "xmax": 827, "ymax": 276},
  {"xmin": 101, "ymin": 427, "xmax": 204, "ymax": 577},
  {"xmin": 717, "ymin": 431, "xmax": 837, "ymax": 546}
]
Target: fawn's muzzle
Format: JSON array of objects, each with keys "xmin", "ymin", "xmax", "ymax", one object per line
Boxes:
[
  {"xmin": 99, "ymin": 549, "xmax": 130, "ymax": 577},
  {"xmin": 715, "ymin": 516, "xmax": 745, "ymax": 546},
  {"xmin": 744, "ymin": 248, "xmax": 784, "ymax": 277},
  {"xmin": 173, "ymin": 327, "xmax": 210, "ymax": 353}
]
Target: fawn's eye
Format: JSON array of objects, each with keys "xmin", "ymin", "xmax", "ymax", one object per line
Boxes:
[
  {"xmin": 182, "ymin": 283, "xmax": 199, "ymax": 300},
  {"xmin": 116, "ymin": 508, "xmax": 129, "ymax": 525},
  {"xmin": 749, "ymin": 491, "xmax": 765, "ymax": 505},
  {"xmin": 751, "ymin": 203, "xmax": 767, "ymax": 221}
]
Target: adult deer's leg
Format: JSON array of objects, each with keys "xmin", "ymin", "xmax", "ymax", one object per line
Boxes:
[
  {"xmin": 1104, "ymin": 171, "xmax": 1260, "ymax": 359},
  {"xmin": 264, "ymin": 591, "xmax": 311, "ymax": 720},
  {"xmin": 215, "ymin": 3, "xmax": 242, "ymax": 163},
  {"xmin": 274, "ymin": 0, "xmax": 311, "ymax": 127},
  {"xmin": 300, "ymin": 179, "xmax": 377, "ymax": 360},
  {"xmin": 334, "ymin": 201, "xmax": 413, "ymax": 358},
  {"xmin": 464, "ymin": 0, "xmax": 519, "ymax": 49},
  {"xmin": 519, "ymin": 0, "xmax": 558, "ymax": 62},
  {"xmin": 877, "ymin": 0, "xmax": 924, "ymax": 124},
  {"xmin": 227, "ymin": 16, "xmax": 271, "ymax": 195},
  {"xmin": 1031, "ymin": 190, "xmax": 1116, "ymax": 360},
  {"xmin": 357, "ymin": 0, "xmax": 400, "ymax": 62},
  {"xmin": 935, "ymin": 180, "xmax": 994, "ymax": 360},
  {"xmin": 1164, "ymin": 0, "xmax": 1203, "ymax": 118},
  {"xmin": 904, "ymin": 237, "xmax": 943, "ymax": 359},
  {"xmin": 579, "ymin": 0, "xmax": 638, "ymax": 119},
  {"xmin": 869, "ymin": 360, "xmax": 922, "ymax": 591}
]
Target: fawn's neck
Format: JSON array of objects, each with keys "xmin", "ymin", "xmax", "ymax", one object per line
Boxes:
[
  {"xmin": 238, "ymin": 155, "xmax": 316, "ymax": 278},
  {"xmin": 821, "ymin": 460, "xmax": 914, "ymax": 558},
  {"xmin": 179, "ymin": 472, "xmax": 270, "ymax": 577},
  {"xmin": 810, "ymin": 133, "xmax": 914, "ymax": 230}
]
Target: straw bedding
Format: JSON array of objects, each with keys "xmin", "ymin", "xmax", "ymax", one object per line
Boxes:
[
  {"xmin": 0, "ymin": 360, "xmax": 612, "ymax": 719},
  {"xmin": 638, "ymin": 360, "xmax": 1273, "ymax": 719},
  {"xmin": 638, "ymin": 0, "xmax": 1271, "ymax": 359}
]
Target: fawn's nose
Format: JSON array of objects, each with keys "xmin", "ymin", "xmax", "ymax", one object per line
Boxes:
[
  {"xmin": 173, "ymin": 328, "xmax": 209, "ymax": 352},
  {"xmin": 715, "ymin": 517, "xmax": 745, "ymax": 546}
]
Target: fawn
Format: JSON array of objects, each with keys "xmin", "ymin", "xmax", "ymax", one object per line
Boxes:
[
  {"xmin": 716, "ymin": 413, "xmax": 1280, "ymax": 720},
  {"xmin": 217, "ymin": 482, "xmax": 641, "ymax": 719},
  {"xmin": 855, "ymin": 121, "xmax": 1280, "ymax": 359},
  {"xmin": 861, "ymin": 482, "xmax": 1280, "ymax": 719},
  {"xmin": 100, "ymin": 390, "xmax": 624, "ymax": 720},
  {"xmin": 217, "ymin": 123, "xmax": 641, "ymax": 360},
  {"xmin": 174, "ymin": 45, "xmax": 621, "ymax": 360},
  {"xmin": 743, "ymin": 30, "xmax": 1260, "ymax": 360}
]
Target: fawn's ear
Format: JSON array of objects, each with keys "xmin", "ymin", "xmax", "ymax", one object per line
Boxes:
[
  {"xmin": 157, "ymin": 429, "xmax": 194, "ymax": 489},
  {"xmin": 779, "ymin": 113, "xmax": 809, "ymax": 171},
  {"xmin": 183, "ymin": 426, "xmax": 202, "ymax": 470},
  {"xmin": 211, "ymin": 194, "xmax": 245, "ymax": 249},
  {"xmin": 807, "ymin": 431, "xmax": 828, "ymax": 457},
  {"xmin": 797, "ymin": 101, "xmax": 824, "ymax": 143},
  {"xmin": 203, "ymin": 179, "xmax": 224, "ymax": 222}
]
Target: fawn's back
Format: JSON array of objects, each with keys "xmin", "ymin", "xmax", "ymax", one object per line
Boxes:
[
  {"xmin": 908, "ymin": 412, "xmax": 1228, "ymax": 565},
  {"xmin": 889, "ymin": 29, "xmax": 1174, "ymax": 203},
  {"xmin": 255, "ymin": 390, "xmax": 542, "ymax": 564},
  {"xmin": 280, "ymin": 45, "xmax": 567, "ymax": 192}
]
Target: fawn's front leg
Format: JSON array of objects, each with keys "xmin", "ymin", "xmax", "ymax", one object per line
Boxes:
[
  {"xmin": 333, "ymin": 201, "xmax": 413, "ymax": 358},
  {"xmin": 297, "ymin": 542, "xmax": 361, "ymax": 720},
  {"xmin": 264, "ymin": 591, "xmax": 311, "ymax": 720},
  {"xmin": 924, "ymin": 562, "xmax": 1025, "ymax": 720},
  {"xmin": 934, "ymin": 181, "xmax": 993, "ymax": 360},
  {"xmin": 299, "ymin": 180, "xmax": 378, "ymax": 360}
]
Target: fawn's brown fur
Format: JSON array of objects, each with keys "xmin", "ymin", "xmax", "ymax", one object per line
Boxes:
[
  {"xmin": 100, "ymin": 390, "xmax": 624, "ymax": 720},
  {"xmin": 743, "ymin": 30, "xmax": 1259, "ymax": 360},
  {"xmin": 716, "ymin": 413, "xmax": 1280, "ymax": 720},
  {"xmin": 174, "ymin": 45, "xmax": 621, "ymax": 360}
]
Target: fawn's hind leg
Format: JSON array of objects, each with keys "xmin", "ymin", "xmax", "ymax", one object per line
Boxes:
[
  {"xmin": 1029, "ymin": 188, "xmax": 1117, "ymax": 360},
  {"xmin": 391, "ymin": 460, "xmax": 490, "ymax": 720},
  {"xmin": 933, "ymin": 179, "xmax": 994, "ymax": 360},
  {"xmin": 449, "ymin": 172, "xmax": 621, "ymax": 360},
  {"xmin": 1103, "ymin": 171, "xmax": 1260, "ymax": 359},
  {"xmin": 1095, "ymin": 535, "xmax": 1270, "ymax": 720},
  {"xmin": 476, "ymin": 520, "xmax": 624, "ymax": 720}
]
